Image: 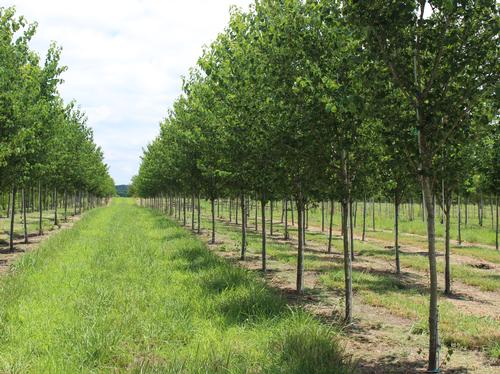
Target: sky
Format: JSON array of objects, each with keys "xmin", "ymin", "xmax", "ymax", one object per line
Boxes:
[{"xmin": 11, "ymin": 0, "xmax": 253, "ymax": 185}]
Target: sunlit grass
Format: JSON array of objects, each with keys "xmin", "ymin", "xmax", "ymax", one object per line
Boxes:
[{"xmin": 0, "ymin": 198, "xmax": 352, "ymax": 373}]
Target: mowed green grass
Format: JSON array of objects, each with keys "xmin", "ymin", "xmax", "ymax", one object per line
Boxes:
[{"xmin": 0, "ymin": 198, "xmax": 352, "ymax": 373}]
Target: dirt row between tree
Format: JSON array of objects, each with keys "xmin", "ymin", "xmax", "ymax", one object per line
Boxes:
[
  {"xmin": 302, "ymin": 223, "xmax": 498, "ymax": 269},
  {"xmin": 191, "ymin": 216, "xmax": 499, "ymax": 373},
  {"xmin": 0, "ymin": 215, "xmax": 81, "ymax": 276}
]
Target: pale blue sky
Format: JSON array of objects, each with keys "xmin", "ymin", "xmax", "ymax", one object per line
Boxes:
[{"xmin": 12, "ymin": 0, "xmax": 253, "ymax": 185}]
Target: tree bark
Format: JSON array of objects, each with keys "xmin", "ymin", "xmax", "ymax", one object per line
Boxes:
[
  {"xmin": 210, "ymin": 198, "xmax": 215, "ymax": 244},
  {"xmin": 284, "ymin": 198, "xmax": 289, "ymax": 240},
  {"xmin": 394, "ymin": 193, "xmax": 400, "ymax": 275},
  {"xmin": 261, "ymin": 198, "xmax": 267, "ymax": 272},
  {"xmin": 9, "ymin": 186, "xmax": 16, "ymax": 251},
  {"xmin": 240, "ymin": 195, "xmax": 246, "ymax": 260},
  {"xmin": 54, "ymin": 189, "xmax": 59, "ymax": 227},
  {"xmin": 342, "ymin": 198, "xmax": 352, "ymax": 323},
  {"xmin": 349, "ymin": 199, "xmax": 355, "ymax": 261},
  {"xmin": 423, "ymin": 178, "xmax": 439, "ymax": 372},
  {"xmin": 22, "ymin": 188, "xmax": 28, "ymax": 244},
  {"xmin": 321, "ymin": 201, "xmax": 325, "ymax": 232},
  {"xmin": 457, "ymin": 194, "xmax": 462, "ymax": 245},
  {"xmin": 496, "ymin": 194, "xmax": 498, "ymax": 251},
  {"xmin": 38, "ymin": 182, "xmax": 43, "ymax": 235},
  {"xmin": 362, "ymin": 195, "xmax": 367, "ymax": 241},
  {"xmin": 191, "ymin": 195, "xmax": 195, "ymax": 230},
  {"xmin": 444, "ymin": 191, "xmax": 452, "ymax": 295},
  {"xmin": 197, "ymin": 195, "xmax": 201, "ymax": 234},
  {"xmin": 328, "ymin": 200, "xmax": 334, "ymax": 253},
  {"xmin": 296, "ymin": 198, "xmax": 304, "ymax": 293},
  {"xmin": 64, "ymin": 189, "xmax": 68, "ymax": 222},
  {"xmin": 372, "ymin": 197, "xmax": 376, "ymax": 231},
  {"xmin": 270, "ymin": 200, "xmax": 274, "ymax": 236}
]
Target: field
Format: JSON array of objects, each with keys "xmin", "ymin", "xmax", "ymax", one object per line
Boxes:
[
  {"xmin": 154, "ymin": 197, "xmax": 500, "ymax": 372},
  {"xmin": 0, "ymin": 199, "xmax": 352, "ymax": 373}
]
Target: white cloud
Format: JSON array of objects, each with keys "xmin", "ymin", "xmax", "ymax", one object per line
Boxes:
[{"xmin": 9, "ymin": 0, "xmax": 253, "ymax": 184}]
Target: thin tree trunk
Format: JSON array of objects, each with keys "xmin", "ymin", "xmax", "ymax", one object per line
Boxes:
[
  {"xmin": 191, "ymin": 195, "xmax": 195, "ymax": 230},
  {"xmin": 465, "ymin": 196, "xmax": 468, "ymax": 227},
  {"xmin": 321, "ymin": 201, "xmax": 325, "ymax": 232},
  {"xmin": 197, "ymin": 195, "xmax": 201, "ymax": 234},
  {"xmin": 54, "ymin": 189, "xmax": 59, "ymax": 227},
  {"xmin": 296, "ymin": 199, "xmax": 304, "ymax": 294},
  {"xmin": 38, "ymin": 182, "xmax": 43, "ymax": 235},
  {"xmin": 64, "ymin": 189, "xmax": 68, "ymax": 222},
  {"xmin": 394, "ymin": 193, "xmax": 400, "ymax": 275},
  {"xmin": 362, "ymin": 195, "xmax": 367, "ymax": 241},
  {"xmin": 342, "ymin": 198, "xmax": 352, "ymax": 323},
  {"xmin": 6, "ymin": 190, "xmax": 11, "ymax": 218},
  {"xmin": 349, "ymin": 199, "xmax": 354, "ymax": 261},
  {"xmin": 457, "ymin": 194, "xmax": 462, "ymax": 245},
  {"xmin": 261, "ymin": 198, "xmax": 266, "ymax": 272},
  {"xmin": 270, "ymin": 200, "xmax": 274, "ymax": 236},
  {"xmin": 9, "ymin": 186, "xmax": 16, "ymax": 251},
  {"xmin": 423, "ymin": 178, "xmax": 439, "ymax": 371},
  {"xmin": 240, "ymin": 194, "xmax": 246, "ymax": 260},
  {"xmin": 444, "ymin": 191, "xmax": 452, "ymax": 295},
  {"xmin": 496, "ymin": 194, "xmax": 499, "ymax": 251},
  {"xmin": 22, "ymin": 188, "xmax": 28, "ymax": 244},
  {"xmin": 284, "ymin": 198, "xmax": 289, "ymax": 240},
  {"xmin": 372, "ymin": 197, "xmax": 376, "ymax": 231},
  {"xmin": 255, "ymin": 197, "xmax": 258, "ymax": 231},
  {"xmin": 210, "ymin": 198, "xmax": 215, "ymax": 244},
  {"xmin": 328, "ymin": 200, "xmax": 334, "ymax": 253},
  {"xmin": 183, "ymin": 196, "xmax": 186, "ymax": 226}
]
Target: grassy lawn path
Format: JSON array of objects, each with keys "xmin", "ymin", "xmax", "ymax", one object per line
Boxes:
[{"xmin": 0, "ymin": 198, "xmax": 351, "ymax": 373}]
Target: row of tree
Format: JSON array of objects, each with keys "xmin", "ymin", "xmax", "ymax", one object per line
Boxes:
[
  {"xmin": 0, "ymin": 7, "xmax": 115, "ymax": 250},
  {"xmin": 132, "ymin": 1, "xmax": 498, "ymax": 371}
]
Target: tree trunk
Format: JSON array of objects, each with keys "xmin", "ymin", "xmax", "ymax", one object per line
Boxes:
[
  {"xmin": 321, "ymin": 201, "xmax": 325, "ymax": 232},
  {"xmin": 372, "ymin": 197, "xmax": 376, "ymax": 231},
  {"xmin": 54, "ymin": 189, "xmax": 59, "ymax": 227},
  {"xmin": 496, "ymin": 194, "xmax": 498, "ymax": 251},
  {"xmin": 394, "ymin": 193, "xmax": 400, "ymax": 275},
  {"xmin": 38, "ymin": 182, "xmax": 43, "ymax": 235},
  {"xmin": 362, "ymin": 195, "xmax": 367, "ymax": 241},
  {"xmin": 349, "ymin": 199, "xmax": 354, "ymax": 261},
  {"xmin": 64, "ymin": 189, "xmax": 68, "ymax": 222},
  {"xmin": 197, "ymin": 195, "xmax": 201, "ymax": 234},
  {"xmin": 240, "ymin": 195, "xmax": 246, "ymax": 260},
  {"xmin": 191, "ymin": 195, "xmax": 195, "ymax": 230},
  {"xmin": 296, "ymin": 199, "xmax": 304, "ymax": 294},
  {"xmin": 9, "ymin": 186, "xmax": 16, "ymax": 251},
  {"xmin": 422, "ymin": 178, "xmax": 439, "ymax": 372},
  {"xmin": 235, "ymin": 197, "xmax": 239, "ymax": 225},
  {"xmin": 270, "ymin": 200, "xmax": 274, "ymax": 236},
  {"xmin": 444, "ymin": 191, "xmax": 452, "ymax": 295},
  {"xmin": 457, "ymin": 194, "xmax": 462, "ymax": 245},
  {"xmin": 465, "ymin": 196, "xmax": 468, "ymax": 227},
  {"xmin": 6, "ymin": 190, "xmax": 11, "ymax": 218},
  {"xmin": 342, "ymin": 198, "xmax": 352, "ymax": 323},
  {"xmin": 328, "ymin": 200, "xmax": 334, "ymax": 253},
  {"xmin": 255, "ymin": 197, "xmax": 258, "ymax": 231},
  {"xmin": 210, "ymin": 198, "xmax": 215, "ymax": 244},
  {"xmin": 261, "ymin": 198, "xmax": 266, "ymax": 272},
  {"xmin": 183, "ymin": 196, "xmax": 187, "ymax": 226},
  {"xmin": 22, "ymin": 188, "xmax": 28, "ymax": 244},
  {"xmin": 284, "ymin": 198, "xmax": 289, "ymax": 240},
  {"xmin": 229, "ymin": 198, "xmax": 232, "ymax": 222}
]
